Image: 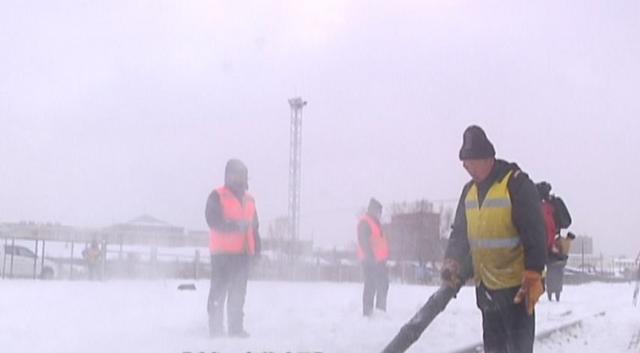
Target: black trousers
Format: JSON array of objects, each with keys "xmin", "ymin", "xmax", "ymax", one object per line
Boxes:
[
  {"xmin": 546, "ymin": 260, "xmax": 566, "ymax": 297},
  {"xmin": 362, "ymin": 261, "xmax": 389, "ymax": 316},
  {"xmin": 476, "ymin": 283, "xmax": 535, "ymax": 353},
  {"xmin": 207, "ymin": 255, "xmax": 250, "ymax": 334}
]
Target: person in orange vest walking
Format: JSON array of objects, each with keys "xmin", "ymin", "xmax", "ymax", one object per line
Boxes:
[
  {"xmin": 357, "ymin": 198, "xmax": 389, "ymax": 317},
  {"xmin": 205, "ymin": 159, "xmax": 260, "ymax": 338}
]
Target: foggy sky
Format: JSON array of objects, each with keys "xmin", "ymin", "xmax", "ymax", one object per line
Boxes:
[{"xmin": 1, "ymin": 1, "xmax": 639, "ymax": 256}]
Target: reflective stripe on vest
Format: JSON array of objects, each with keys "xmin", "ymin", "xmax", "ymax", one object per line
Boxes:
[
  {"xmin": 465, "ymin": 198, "xmax": 512, "ymax": 210},
  {"xmin": 357, "ymin": 215, "xmax": 389, "ymax": 262},
  {"xmin": 209, "ymin": 187, "xmax": 256, "ymax": 255},
  {"xmin": 465, "ymin": 170, "xmax": 525, "ymax": 290},
  {"xmin": 469, "ymin": 237, "xmax": 521, "ymax": 249}
]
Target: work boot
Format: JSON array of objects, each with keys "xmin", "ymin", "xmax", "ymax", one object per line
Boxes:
[{"xmin": 208, "ymin": 315, "xmax": 224, "ymax": 338}]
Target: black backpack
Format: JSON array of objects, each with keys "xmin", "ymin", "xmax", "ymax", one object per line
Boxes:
[{"xmin": 550, "ymin": 196, "xmax": 572, "ymax": 229}]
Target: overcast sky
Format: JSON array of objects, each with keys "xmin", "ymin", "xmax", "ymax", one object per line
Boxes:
[{"xmin": 1, "ymin": 1, "xmax": 639, "ymax": 256}]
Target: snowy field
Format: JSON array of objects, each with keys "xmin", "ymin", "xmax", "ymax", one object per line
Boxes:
[{"xmin": 0, "ymin": 279, "xmax": 636, "ymax": 353}]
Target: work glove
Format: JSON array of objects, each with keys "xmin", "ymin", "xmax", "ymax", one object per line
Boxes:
[
  {"xmin": 513, "ymin": 270, "xmax": 544, "ymax": 315},
  {"xmin": 440, "ymin": 258, "xmax": 463, "ymax": 288}
]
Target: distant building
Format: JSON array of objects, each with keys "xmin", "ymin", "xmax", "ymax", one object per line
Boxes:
[
  {"xmin": 568, "ymin": 235, "xmax": 593, "ymax": 255},
  {"xmin": 262, "ymin": 238, "xmax": 313, "ymax": 257},
  {"xmin": 263, "ymin": 216, "xmax": 313, "ymax": 258},
  {"xmin": 108, "ymin": 214, "xmax": 185, "ymax": 244},
  {"xmin": 383, "ymin": 203, "xmax": 443, "ymax": 263}
]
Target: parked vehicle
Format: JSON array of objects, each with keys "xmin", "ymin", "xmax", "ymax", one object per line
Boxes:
[{"xmin": 1, "ymin": 244, "xmax": 57, "ymax": 279}]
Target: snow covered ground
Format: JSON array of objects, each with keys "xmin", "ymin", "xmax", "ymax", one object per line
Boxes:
[{"xmin": 0, "ymin": 279, "xmax": 636, "ymax": 353}]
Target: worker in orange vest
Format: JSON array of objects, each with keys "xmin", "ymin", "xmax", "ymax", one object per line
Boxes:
[
  {"xmin": 205, "ymin": 159, "xmax": 260, "ymax": 338},
  {"xmin": 357, "ymin": 198, "xmax": 389, "ymax": 317}
]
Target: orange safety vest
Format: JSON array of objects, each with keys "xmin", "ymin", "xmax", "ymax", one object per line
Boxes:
[
  {"xmin": 357, "ymin": 215, "xmax": 389, "ymax": 262},
  {"xmin": 209, "ymin": 187, "xmax": 256, "ymax": 255}
]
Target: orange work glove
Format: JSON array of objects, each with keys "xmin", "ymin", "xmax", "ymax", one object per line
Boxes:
[
  {"xmin": 513, "ymin": 270, "xmax": 544, "ymax": 315},
  {"xmin": 440, "ymin": 258, "xmax": 462, "ymax": 288}
]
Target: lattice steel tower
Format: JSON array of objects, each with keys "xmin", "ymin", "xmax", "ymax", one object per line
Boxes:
[{"xmin": 288, "ymin": 97, "xmax": 307, "ymax": 242}]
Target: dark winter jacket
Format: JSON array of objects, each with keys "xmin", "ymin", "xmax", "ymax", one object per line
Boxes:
[
  {"xmin": 445, "ymin": 159, "xmax": 547, "ymax": 277},
  {"xmin": 205, "ymin": 188, "xmax": 261, "ymax": 256}
]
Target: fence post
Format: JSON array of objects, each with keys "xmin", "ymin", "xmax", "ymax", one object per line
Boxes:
[
  {"xmin": 70, "ymin": 241, "xmax": 75, "ymax": 280},
  {"xmin": 40, "ymin": 240, "xmax": 46, "ymax": 274},
  {"xmin": 118, "ymin": 235, "xmax": 123, "ymax": 261},
  {"xmin": 101, "ymin": 240, "xmax": 107, "ymax": 281},
  {"xmin": 194, "ymin": 250, "xmax": 200, "ymax": 280},
  {"xmin": 1, "ymin": 237, "xmax": 6, "ymax": 279},
  {"xmin": 9, "ymin": 238, "xmax": 15, "ymax": 278},
  {"xmin": 150, "ymin": 245, "xmax": 157, "ymax": 278},
  {"xmin": 33, "ymin": 239, "xmax": 39, "ymax": 280}
]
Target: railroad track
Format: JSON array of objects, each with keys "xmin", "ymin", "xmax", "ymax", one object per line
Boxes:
[
  {"xmin": 628, "ymin": 327, "xmax": 640, "ymax": 351},
  {"xmin": 448, "ymin": 311, "xmax": 606, "ymax": 353}
]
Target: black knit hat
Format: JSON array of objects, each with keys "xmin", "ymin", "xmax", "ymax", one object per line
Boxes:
[{"xmin": 459, "ymin": 125, "xmax": 496, "ymax": 160}]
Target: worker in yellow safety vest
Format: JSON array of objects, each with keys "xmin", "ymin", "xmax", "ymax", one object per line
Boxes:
[{"xmin": 441, "ymin": 126, "xmax": 547, "ymax": 353}]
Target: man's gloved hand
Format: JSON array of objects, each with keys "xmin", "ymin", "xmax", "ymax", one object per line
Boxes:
[
  {"xmin": 440, "ymin": 258, "xmax": 462, "ymax": 288},
  {"xmin": 513, "ymin": 270, "xmax": 544, "ymax": 315}
]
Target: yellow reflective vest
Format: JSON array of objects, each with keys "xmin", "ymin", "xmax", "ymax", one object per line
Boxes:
[{"xmin": 465, "ymin": 170, "xmax": 525, "ymax": 290}]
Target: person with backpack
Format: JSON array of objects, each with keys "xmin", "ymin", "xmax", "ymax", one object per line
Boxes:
[{"xmin": 537, "ymin": 181, "xmax": 572, "ymax": 301}]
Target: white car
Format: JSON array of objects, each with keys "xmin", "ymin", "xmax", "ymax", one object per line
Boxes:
[{"xmin": 0, "ymin": 244, "xmax": 58, "ymax": 279}]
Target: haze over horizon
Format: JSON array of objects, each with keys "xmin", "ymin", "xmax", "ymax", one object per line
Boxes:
[{"xmin": 1, "ymin": 1, "xmax": 639, "ymax": 256}]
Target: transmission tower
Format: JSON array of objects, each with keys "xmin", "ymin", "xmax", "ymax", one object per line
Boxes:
[{"xmin": 288, "ymin": 97, "xmax": 307, "ymax": 243}]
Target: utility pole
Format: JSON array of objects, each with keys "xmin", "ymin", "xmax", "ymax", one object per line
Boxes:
[{"xmin": 288, "ymin": 97, "xmax": 307, "ymax": 263}]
